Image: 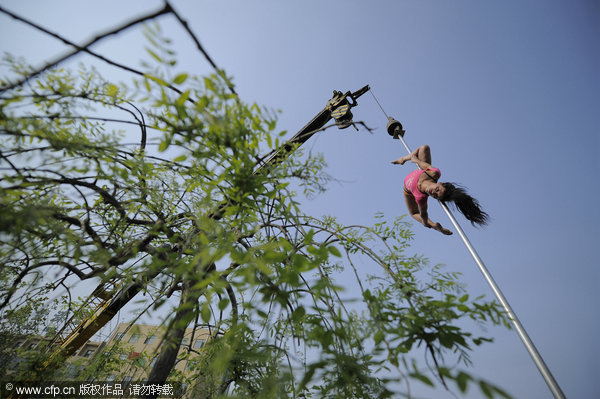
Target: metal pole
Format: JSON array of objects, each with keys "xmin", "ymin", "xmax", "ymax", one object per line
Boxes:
[{"xmin": 395, "ymin": 133, "xmax": 565, "ymax": 399}]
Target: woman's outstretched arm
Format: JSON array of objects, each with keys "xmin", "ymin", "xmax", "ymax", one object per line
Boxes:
[{"xmin": 404, "ymin": 190, "xmax": 452, "ymax": 235}]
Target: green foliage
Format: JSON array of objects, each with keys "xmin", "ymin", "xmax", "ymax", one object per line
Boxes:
[
  {"xmin": 0, "ymin": 23, "xmax": 512, "ymax": 399},
  {"xmin": 0, "ymin": 293, "xmax": 131, "ymax": 382}
]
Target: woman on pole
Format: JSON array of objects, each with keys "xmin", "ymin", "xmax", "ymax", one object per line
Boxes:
[{"xmin": 392, "ymin": 144, "xmax": 488, "ymax": 235}]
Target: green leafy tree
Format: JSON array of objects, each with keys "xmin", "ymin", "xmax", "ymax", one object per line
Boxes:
[{"xmin": 0, "ymin": 9, "xmax": 511, "ymax": 399}]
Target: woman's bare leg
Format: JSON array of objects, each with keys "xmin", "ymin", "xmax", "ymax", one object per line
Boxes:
[
  {"xmin": 391, "ymin": 144, "xmax": 432, "ymax": 165},
  {"xmin": 414, "ymin": 144, "xmax": 431, "ymax": 164}
]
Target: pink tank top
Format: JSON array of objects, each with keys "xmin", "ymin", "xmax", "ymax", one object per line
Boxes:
[{"xmin": 404, "ymin": 167, "xmax": 441, "ymax": 205}]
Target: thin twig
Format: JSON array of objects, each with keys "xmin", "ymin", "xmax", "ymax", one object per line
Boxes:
[
  {"xmin": 0, "ymin": 4, "xmax": 172, "ymax": 93},
  {"xmin": 166, "ymin": 0, "xmax": 237, "ymax": 96}
]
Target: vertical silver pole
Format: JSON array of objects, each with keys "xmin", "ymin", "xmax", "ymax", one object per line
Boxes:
[{"xmin": 396, "ymin": 135, "xmax": 565, "ymax": 399}]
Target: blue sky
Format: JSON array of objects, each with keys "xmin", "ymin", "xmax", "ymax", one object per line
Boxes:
[{"xmin": 1, "ymin": 1, "xmax": 598, "ymax": 398}]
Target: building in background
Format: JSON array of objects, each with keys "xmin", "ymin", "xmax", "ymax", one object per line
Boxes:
[
  {"xmin": 6, "ymin": 335, "xmax": 106, "ymax": 379},
  {"xmin": 5, "ymin": 323, "xmax": 213, "ymax": 396},
  {"xmin": 103, "ymin": 323, "xmax": 211, "ymax": 383}
]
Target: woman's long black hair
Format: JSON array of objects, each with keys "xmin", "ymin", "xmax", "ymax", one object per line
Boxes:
[{"xmin": 441, "ymin": 182, "xmax": 489, "ymax": 226}]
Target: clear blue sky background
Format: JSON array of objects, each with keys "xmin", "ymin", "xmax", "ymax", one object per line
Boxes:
[{"xmin": 1, "ymin": 1, "xmax": 598, "ymax": 398}]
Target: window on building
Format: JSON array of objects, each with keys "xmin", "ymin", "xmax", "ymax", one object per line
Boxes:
[
  {"xmin": 193, "ymin": 339, "xmax": 205, "ymax": 349},
  {"xmin": 13, "ymin": 341, "xmax": 23, "ymax": 348},
  {"xmin": 128, "ymin": 334, "xmax": 140, "ymax": 343},
  {"xmin": 83, "ymin": 349, "xmax": 95, "ymax": 358},
  {"xmin": 143, "ymin": 335, "xmax": 156, "ymax": 345},
  {"xmin": 180, "ymin": 383, "xmax": 188, "ymax": 395},
  {"xmin": 67, "ymin": 364, "xmax": 81, "ymax": 378},
  {"xmin": 114, "ymin": 332, "xmax": 125, "ymax": 341},
  {"xmin": 181, "ymin": 338, "xmax": 189, "ymax": 346},
  {"xmin": 27, "ymin": 343, "xmax": 36, "ymax": 350},
  {"xmin": 122, "ymin": 376, "xmax": 133, "ymax": 388},
  {"xmin": 185, "ymin": 359, "xmax": 197, "ymax": 371},
  {"xmin": 150, "ymin": 357, "xmax": 157, "ymax": 367},
  {"xmin": 106, "ymin": 375, "xmax": 116, "ymax": 382},
  {"xmin": 11, "ymin": 357, "xmax": 24, "ymax": 368},
  {"xmin": 119, "ymin": 353, "xmax": 128, "ymax": 360}
]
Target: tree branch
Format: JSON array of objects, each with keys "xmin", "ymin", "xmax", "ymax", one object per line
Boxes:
[
  {"xmin": 0, "ymin": 3, "xmax": 172, "ymax": 93},
  {"xmin": 0, "ymin": 260, "xmax": 94, "ymax": 311},
  {"xmin": 166, "ymin": 0, "xmax": 236, "ymax": 96}
]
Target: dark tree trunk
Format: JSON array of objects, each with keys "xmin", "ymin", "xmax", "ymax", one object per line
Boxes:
[{"xmin": 146, "ymin": 280, "xmax": 196, "ymax": 397}]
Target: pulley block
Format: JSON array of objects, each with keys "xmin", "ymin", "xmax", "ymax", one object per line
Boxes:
[{"xmin": 386, "ymin": 116, "xmax": 405, "ymax": 139}]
